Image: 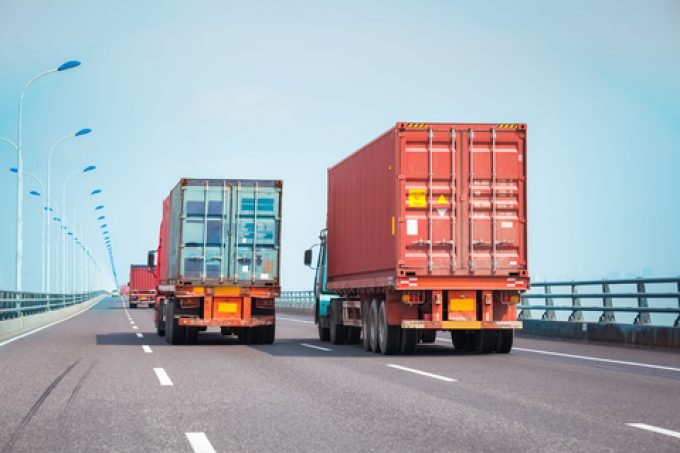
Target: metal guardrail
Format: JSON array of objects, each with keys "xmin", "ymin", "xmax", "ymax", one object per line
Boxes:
[
  {"xmin": 277, "ymin": 277, "xmax": 680, "ymax": 327},
  {"xmin": 519, "ymin": 277, "xmax": 680, "ymax": 326},
  {"xmin": 275, "ymin": 291, "xmax": 315, "ymax": 309},
  {"xmin": 0, "ymin": 290, "xmax": 105, "ymax": 321}
]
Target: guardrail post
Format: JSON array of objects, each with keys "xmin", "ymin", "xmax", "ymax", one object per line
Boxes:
[
  {"xmin": 599, "ymin": 283, "xmax": 615, "ymax": 323},
  {"xmin": 541, "ymin": 285, "xmax": 556, "ymax": 320},
  {"xmin": 634, "ymin": 279, "xmax": 651, "ymax": 325},
  {"xmin": 568, "ymin": 284, "xmax": 583, "ymax": 322},
  {"xmin": 518, "ymin": 295, "xmax": 531, "ymax": 319},
  {"xmin": 15, "ymin": 292, "xmax": 21, "ymax": 318},
  {"xmin": 675, "ymin": 279, "xmax": 680, "ymax": 328}
]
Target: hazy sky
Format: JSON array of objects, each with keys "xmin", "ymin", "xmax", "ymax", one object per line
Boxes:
[{"xmin": 1, "ymin": 0, "xmax": 678, "ymax": 292}]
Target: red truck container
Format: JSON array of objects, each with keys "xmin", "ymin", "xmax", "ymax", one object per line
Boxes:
[
  {"xmin": 128, "ymin": 265, "xmax": 157, "ymax": 308},
  {"xmin": 309, "ymin": 122, "xmax": 527, "ymax": 354}
]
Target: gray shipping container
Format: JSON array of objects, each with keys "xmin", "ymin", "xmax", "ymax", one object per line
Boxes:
[{"xmin": 161, "ymin": 179, "xmax": 283, "ymax": 285}]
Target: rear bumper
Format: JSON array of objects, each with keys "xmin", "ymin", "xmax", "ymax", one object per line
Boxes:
[
  {"xmin": 178, "ymin": 315, "xmax": 275, "ymax": 327},
  {"xmin": 401, "ymin": 320, "xmax": 522, "ymax": 330}
]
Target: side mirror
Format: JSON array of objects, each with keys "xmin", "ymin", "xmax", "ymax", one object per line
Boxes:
[
  {"xmin": 147, "ymin": 250, "xmax": 156, "ymax": 268},
  {"xmin": 304, "ymin": 249, "xmax": 313, "ymax": 267}
]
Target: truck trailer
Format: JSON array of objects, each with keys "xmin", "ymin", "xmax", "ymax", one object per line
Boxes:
[
  {"xmin": 128, "ymin": 265, "xmax": 156, "ymax": 308},
  {"xmin": 150, "ymin": 178, "xmax": 283, "ymax": 345},
  {"xmin": 305, "ymin": 122, "xmax": 528, "ymax": 354}
]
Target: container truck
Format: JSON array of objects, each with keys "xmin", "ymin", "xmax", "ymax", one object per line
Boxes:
[
  {"xmin": 305, "ymin": 122, "xmax": 528, "ymax": 354},
  {"xmin": 128, "ymin": 265, "xmax": 156, "ymax": 308},
  {"xmin": 150, "ymin": 178, "xmax": 282, "ymax": 345}
]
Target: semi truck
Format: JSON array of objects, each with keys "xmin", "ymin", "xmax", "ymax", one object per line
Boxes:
[
  {"xmin": 305, "ymin": 122, "xmax": 528, "ymax": 354},
  {"xmin": 149, "ymin": 178, "xmax": 282, "ymax": 345},
  {"xmin": 128, "ymin": 265, "xmax": 156, "ymax": 308}
]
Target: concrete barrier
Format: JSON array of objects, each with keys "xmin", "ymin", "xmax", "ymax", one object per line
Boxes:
[
  {"xmin": 0, "ymin": 295, "xmax": 106, "ymax": 343},
  {"xmin": 518, "ymin": 320, "xmax": 680, "ymax": 350}
]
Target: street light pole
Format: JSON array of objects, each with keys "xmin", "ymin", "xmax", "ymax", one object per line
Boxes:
[
  {"xmin": 16, "ymin": 60, "xmax": 81, "ymax": 292},
  {"xmin": 46, "ymin": 127, "xmax": 91, "ymax": 293}
]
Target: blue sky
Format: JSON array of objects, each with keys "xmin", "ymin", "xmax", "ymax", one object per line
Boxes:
[{"xmin": 0, "ymin": 0, "xmax": 678, "ymax": 291}]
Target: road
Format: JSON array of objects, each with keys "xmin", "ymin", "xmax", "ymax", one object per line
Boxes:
[{"xmin": 0, "ymin": 296, "xmax": 679, "ymax": 452}]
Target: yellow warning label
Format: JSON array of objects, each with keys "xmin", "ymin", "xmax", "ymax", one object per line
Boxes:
[
  {"xmin": 408, "ymin": 189, "xmax": 427, "ymax": 208},
  {"xmin": 436, "ymin": 194, "xmax": 448, "ymax": 204},
  {"xmin": 218, "ymin": 303, "xmax": 238, "ymax": 313}
]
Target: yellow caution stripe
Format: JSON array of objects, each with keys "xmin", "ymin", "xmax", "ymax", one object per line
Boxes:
[
  {"xmin": 405, "ymin": 123, "xmax": 429, "ymax": 128},
  {"xmin": 497, "ymin": 123, "xmax": 518, "ymax": 129}
]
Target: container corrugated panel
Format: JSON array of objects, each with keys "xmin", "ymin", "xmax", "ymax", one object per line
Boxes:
[
  {"xmin": 327, "ymin": 122, "xmax": 527, "ymax": 290},
  {"xmin": 129, "ymin": 265, "xmax": 156, "ymax": 292},
  {"xmin": 161, "ymin": 178, "xmax": 283, "ymax": 285}
]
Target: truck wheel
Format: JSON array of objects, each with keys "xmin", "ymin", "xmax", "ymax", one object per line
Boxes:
[
  {"xmin": 474, "ymin": 331, "xmax": 497, "ymax": 354},
  {"xmin": 345, "ymin": 326, "xmax": 361, "ymax": 344},
  {"xmin": 400, "ymin": 328, "xmax": 417, "ymax": 355},
  {"xmin": 329, "ymin": 300, "xmax": 345, "ymax": 345},
  {"xmin": 185, "ymin": 327, "xmax": 199, "ymax": 345},
  {"xmin": 496, "ymin": 330, "xmax": 513, "ymax": 353},
  {"xmin": 318, "ymin": 321, "xmax": 330, "ymax": 342},
  {"xmin": 362, "ymin": 300, "xmax": 372, "ymax": 351},
  {"xmin": 262, "ymin": 325, "xmax": 275, "ymax": 344},
  {"xmin": 377, "ymin": 301, "xmax": 399, "ymax": 355},
  {"xmin": 420, "ymin": 330, "xmax": 436, "ymax": 343},
  {"xmin": 451, "ymin": 332, "xmax": 472, "ymax": 352},
  {"xmin": 130, "ymin": 303, "xmax": 137, "ymax": 309},
  {"xmin": 369, "ymin": 299, "xmax": 380, "ymax": 353},
  {"xmin": 166, "ymin": 300, "xmax": 185, "ymax": 345},
  {"xmin": 156, "ymin": 300, "xmax": 165, "ymax": 337},
  {"xmin": 244, "ymin": 327, "xmax": 263, "ymax": 345}
]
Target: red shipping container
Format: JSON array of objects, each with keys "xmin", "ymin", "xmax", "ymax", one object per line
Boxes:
[
  {"xmin": 129, "ymin": 265, "xmax": 157, "ymax": 308},
  {"xmin": 327, "ymin": 122, "xmax": 528, "ymax": 292}
]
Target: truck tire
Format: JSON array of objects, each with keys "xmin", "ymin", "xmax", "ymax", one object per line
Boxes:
[
  {"xmin": 400, "ymin": 328, "xmax": 417, "ymax": 355},
  {"xmin": 345, "ymin": 326, "xmax": 361, "ymax": 344},
  {"xmin": 185, "ymin": 327, "xmax": 199, "ymax": 345},
  {"xmin": 474, "ymin": 330, "xmax": 497, "ymax": 354},
  {"xmin": 156, "ymin": 300, "xmax": 165, "ymax": 337},
  {"xmin": 496, "ymin": 330, "xmax": 513, "ymax": 353},
  {"xmin": 377, "ymin": 301, "xmax": 399, "ymax": 355},
  {"xmin": 329, "ymin": 300, "xmax": 345, "ymax": 345},
  {"xmin": 369, "ymin": 299, "xmax": 380, "ymax": 353},
  {"xmin": 262, "ymin": 324, "xmax": 275, "ymax": 344},
  {"xmin": 362, "ymin": 300, "xmax": 372, "ymax": 351},
  {"xmin": 244, "ymin": 327, "xmax": 263, "ymax": 345},
  {"xmin": 420, "ymin": 330, "xmax": 436, "ymax": 343},
  {"xmin": 166, "ymin": 300, "xmax": 185, "ymax": 345},
  {"xmin": 451, "ymin": 332, "xmax": 473, "ymax": 352},
  {"xmin": 316, "ymin": 303, "xmax": 330, "ymax": 342},
  {"xmin": 130, "ymin": 302, "xmax": 137, "ymax": 309}
]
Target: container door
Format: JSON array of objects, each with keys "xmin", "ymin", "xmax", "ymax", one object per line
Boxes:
[
  {"xmin": 400, "ymin": 125, "xmax": 526, "ymax": 276},
  {"xmin": 229, "ymin": 182, "xmax": 281, "ymax": 283},
  {"xmin": 463, "ymin": 127, "xmax": 527, "ymax": 274},
  {"xmin": 179, "ymin": 182, "xmax": 231, "ymax": 281}
]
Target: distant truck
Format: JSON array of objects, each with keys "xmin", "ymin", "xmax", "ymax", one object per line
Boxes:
[
  {"xmin": 128, "ymin": 265, "xmax": 157, "ymax": 309},
  {"xmin": 149, "ymin": 178, "xmax": 283, "ymax": 345},
  {"xmin": 305, "ymin": 122, "xmax": 528, "ymax": 354}
]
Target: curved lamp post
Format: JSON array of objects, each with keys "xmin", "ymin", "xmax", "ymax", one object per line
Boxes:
[{"xmin": 15, "ymin": 60, "xmax": 81, "ymax": 291}]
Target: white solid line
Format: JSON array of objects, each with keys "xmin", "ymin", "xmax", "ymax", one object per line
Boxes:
[
  {"xmin": 132, "ymin": 325, "xmax": 138, "ymax": 330},
  {"xmin": 0, "ymin": 296, "xmax": 104, "ymax": 348},
  {"xmin": 186, "ymin": 432, "xmax": 216, "ymax": 453},
  {"xmin": 278, "ymin": 317, "xmax": 314, "ymax": 324},
  {"xmin": 387, "ymin": 364, "xmax": 457, "ymax": 382},
  {"xmin": 142, "ymin": 345, "xmax": 152, "ymax": 353},
  {"xmin": 130, "ymin": 321, "xmax": 135, "ymax": 325},
  {"xmin": 136, "ymin": 333, "xmax": 143, "ymax": 339},
  {"xmin": 300, "ymin": 343, "xmax": 332, "ymax": 352},
  {"xmin": 153, "ymin": 368, "xmax": 173, "ymax": 386},
  {"xmin": 514, "ymin": 347, "xmax": 680, "ymax": 373},
  {"xmin": 626, "ymin": 423, "xmax": 680, "ymax": 439}
]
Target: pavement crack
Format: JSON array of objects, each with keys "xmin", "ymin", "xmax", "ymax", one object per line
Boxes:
[{"xmin": 2, "ymin": 358, "xmax": 81, "ymax": 453}]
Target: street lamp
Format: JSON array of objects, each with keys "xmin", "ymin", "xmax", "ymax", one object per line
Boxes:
[
  {"xmin": 61, "ymin": 165, "xmax": 96, "ymax": 292},
  {"xmin": 46, "ymin": 127, "xmax": 92, "ymax": 293},
  {"xmin": 71, "ymin": 189, "xmax": 102, "ymax": 294},
  {"xmin": 15, "ymin": 60, "xmax": 81, "ymax": 291},
  {"xmin": 10, "ymin": 167, "xmax": 49, "ymax": 292}
]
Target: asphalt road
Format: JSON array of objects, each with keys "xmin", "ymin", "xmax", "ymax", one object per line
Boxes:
[{"xmin": 0, "ymin": 296, "xmax": 679, "ymax": 452}]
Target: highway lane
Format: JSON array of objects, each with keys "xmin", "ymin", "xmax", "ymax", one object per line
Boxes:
[{"xmin": 0, "ymin": 298, "xmax": 678, "ymax": 452}]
